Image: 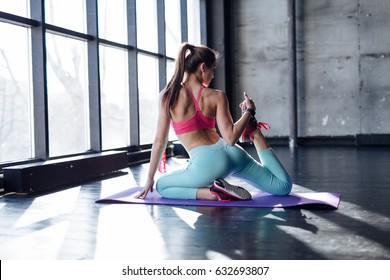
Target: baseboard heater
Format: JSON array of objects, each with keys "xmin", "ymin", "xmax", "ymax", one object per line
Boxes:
[
  {"xmin": 0, "ymin": 174, "xmax": 4, "ymax": 194},
  {"xmin": 3, "ymin": 151, "xmax": 128, "ymax": 194}
]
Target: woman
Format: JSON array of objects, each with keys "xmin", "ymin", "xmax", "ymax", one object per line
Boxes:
[{"xmin": 135, "ymin": 43, "xmax": 292, "ymax": 201}]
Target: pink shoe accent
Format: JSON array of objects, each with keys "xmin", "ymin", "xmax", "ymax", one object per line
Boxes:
[{"xmin": 249, "ymin": 122, "xmax": 270, "ymax": 142}]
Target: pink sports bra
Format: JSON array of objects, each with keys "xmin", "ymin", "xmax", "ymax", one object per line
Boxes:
[{"xmin": 171, "ymin": 85, "xmax": 216, "ymax": 135}]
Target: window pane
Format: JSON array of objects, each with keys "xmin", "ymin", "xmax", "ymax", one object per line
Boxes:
[
  {"xmin": 45, "ymin": 0, "xmax": 86, "ymax": 33},
  {"xmin": 165, "ymin": 0, "xmax": 181, "ymax": 57},
  {"xmin": 138, "ymin": 54, "xmax": 159, "ymax": 144},
  {"xmin": 0, "ymin": 0, "xmax": 29, "ymax": 17},
  {"xmin": 46, "ymin": 34, "xmax": 89, "ymax": 157},
  {"xmin": 187, "ymin": 0, "xmax": 201, "ymax": 45},
  {"xmin": 0, "ymin": 23, "xmax": 32, "ymax": 162},
  {"xmin": 98, "ymin": 0, "xmax": 127, "ymax": 44},
  {"xmin": 99, "ymin": 46, "xmax": 129, "ymax": 150},
  {"xmin": 136, "ymin": 0, "xmax": 158, "ymax": 52},
  {"xmin": 166, "ymin": 60, "xmax": 177, "ymax": 141}
]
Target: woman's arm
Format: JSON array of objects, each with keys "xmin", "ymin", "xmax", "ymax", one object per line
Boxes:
[
  {"xmin": 135, "ymin": 92, "xmax": 171, "ymax": 199},
  {"xmin": 216, "ymin": 91, "xmax": 255, "ymax": 145}
]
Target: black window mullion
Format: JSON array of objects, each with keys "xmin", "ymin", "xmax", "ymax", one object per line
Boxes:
[
  {"xmin": 127, "ymin": 0, "xmax": 139, "ymax": 146},
  {"xmin": 157, "ymin": 0, "xmax": 166, "ymax": 91},
  {"xmin": 180, "ymin": 0, "xmax": 188, "ymax": 42},
  {"xmin": 86, "ymin": 0, "xmax": 102, "ymax": 152},
  {"xmin": 0, "ymin": 11, "xmax": 39, "ymax": 27},
  {"xmin": 200, "ymin": 0, "xmax": 207, "ymax": 44},
  {"xmin": 30, "ymin": 0, "xmax": 49, "ymax": 159}
]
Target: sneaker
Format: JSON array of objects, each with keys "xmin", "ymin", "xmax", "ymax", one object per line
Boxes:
[
  {"xmin": 210, "ymin": 178, "xmax": 252, "ymax": 201},
  {"xmin": 240, "ymin": 117, "xmax": 270, "ymax": 143}
]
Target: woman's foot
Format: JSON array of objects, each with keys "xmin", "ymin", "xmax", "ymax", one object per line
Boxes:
[
  {"xmin": 210, "ymin": 178, "xmax": 252, "ymax": 201},
  {"xmin": 240, "ymin": 117, "xmax": 270, "ymax": 143}
]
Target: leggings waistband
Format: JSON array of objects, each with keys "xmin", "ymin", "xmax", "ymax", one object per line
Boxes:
[{"xmin": 188, "ymin": 138, "xmax": 226, "ymax": 157}]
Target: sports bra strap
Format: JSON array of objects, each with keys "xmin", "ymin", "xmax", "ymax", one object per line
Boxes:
[
  {"xmin": 196, "ymin": 86, "xmax": 204, "ymax": 102},
  {"xmin": 183, "ymin": 84, "xmax": 204, "ymax": 111},
  {"xmin": 171, "ymin": 84, "xmax": 215, "ymax": 135}
]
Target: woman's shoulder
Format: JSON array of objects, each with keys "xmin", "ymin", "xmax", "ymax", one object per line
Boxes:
[
  {"xmin": 203, "ymin": 88, "xmax": 227, "ymax": 108},
  {"xmin": 204, "ymin": 87, "xmax": 226, "ymax": 98}
]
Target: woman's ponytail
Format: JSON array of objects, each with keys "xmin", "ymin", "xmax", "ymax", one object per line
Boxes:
[
  {"xmin": 162, "ymin": 43, "xmax": 192, "ymax": 114},
  {"xmin": 162, "ymin": 43, "xmax": 219, "ymax": 115}
]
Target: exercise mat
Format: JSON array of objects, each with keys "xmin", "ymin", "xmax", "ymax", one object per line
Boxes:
[{"xmin": 96, "ymin": 187, "xmax": 341, "ymax": 209}]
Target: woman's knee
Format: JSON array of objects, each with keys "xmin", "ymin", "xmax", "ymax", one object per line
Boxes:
[
  {"xmin": 276, "ymin": 178, "xmax": 293, "ymax": 196},
  {"xmin": 155, "ymin": 178, "xmax": 167, "ymax": 196}
]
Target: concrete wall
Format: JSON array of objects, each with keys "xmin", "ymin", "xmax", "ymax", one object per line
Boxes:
[
  {"xmin": 229, "ymin": 0, "xmax": 390, "ymax": 138},
  {"xmin": 230, "ymin": 0, "xmax": 290, "ymax": 137}
]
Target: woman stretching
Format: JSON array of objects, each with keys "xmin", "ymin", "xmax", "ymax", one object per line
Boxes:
[{"xmin": 135, "ymin": 43, "xmax": 292, "ymax": 201}]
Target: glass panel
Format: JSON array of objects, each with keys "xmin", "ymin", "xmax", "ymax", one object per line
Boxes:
[
  {"xmin": 166, "ymin": 60, "xmax": 177, "ymax": 141},
  {"xmin": 138, "ymin": 54, "xmax": 159, "ymax": 144},
  {"xmin": 0, "ymin": 0, "xmax": 29, "ymax": 17},
  {"xmin": 98, "ymin": 0, "xmax": 127, "ymax": 44},
  {"xmin": 45, "ymin": 0, "xmax": 86, "ymax": 33},
  {"xmin": 0, "ymin": 23, "xmax": 32, "ymax": 163},
  {"xmin": 99, "ymin": 45, "xmax": 129, "ymax": 150},
  {"xmin": 46, "ymin": 34, "xmax": 89, "ymax": 157},
  {"xmin": 187, "ymin": 0, "xmax": 201, "ymax": 45},
  {"xmin": 136, "ymin": 0, "xmax": 158, "ymax": 52},
  {"xmin": 165, "ymin": 0, "xmax": 181, "ymax": 58}
]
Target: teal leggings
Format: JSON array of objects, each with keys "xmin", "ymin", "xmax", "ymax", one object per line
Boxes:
[{"xmin": 156, "ymin": 138, "xmax": 292, "ymax": 199}]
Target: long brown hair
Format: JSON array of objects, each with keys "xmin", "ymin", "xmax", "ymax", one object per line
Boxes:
[{"xmin": 162, "ymin": 43, "xmax": 219, "ymax": 115}]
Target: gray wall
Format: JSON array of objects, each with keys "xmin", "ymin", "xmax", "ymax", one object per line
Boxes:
[{"xmin": 228, "ymin": 0, "xmax": 390, "ymax": 139}]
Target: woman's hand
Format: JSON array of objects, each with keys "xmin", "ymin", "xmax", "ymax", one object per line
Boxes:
[
  {"xmin": 134, "ymin": 177, "xmax": 155, "ymax": 199},
  {"xmin": 240, "ymin": 92, "xmax": 256, "ymax": 111}
]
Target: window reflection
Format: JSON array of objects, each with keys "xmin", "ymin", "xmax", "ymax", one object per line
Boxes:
[
  {"xmin": 45, "ymin": 0, "xmax": 86, "ymax": 33},
  {"xmin": 165, "ymin": 0, "xmax": 181, "ymax": 57},
  {"xmin": 46, "ymin": 34, "xmax": 89, "ymax": 157},
  {"xmin": 166, "ymin": 60, "xmax": 177, "ymax": 141},
  {"xmin": 0, "ymin": 0, "xmax": 203, "ymax": 164},
  {"xmin": 0, "ymin": 0, "xmax": 29, "ymax": 17},
  {"xmin": 138, "ymin": 54, "xmax": 159, "ymax": 144},
  {"xmin": 100, "ymin": 46, "xmax": 130, "ymax": 150},
  {"xmin": 0, "ymin": 23, "xmax": 32, "ymax": 162},
  {"xmin": 136, "ymin": 0, "xmax": 158, "ymax": 52},
  {"xmin": 187, "ymin": 0, "xmax": 201, "ymax": 45},
  {"xmin": 98, "ymin": 0, "xmax": 127, "ymax": 44}
]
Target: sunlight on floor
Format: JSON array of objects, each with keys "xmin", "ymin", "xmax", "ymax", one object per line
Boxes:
[
  {"xmin": 0, "ymin": 221, "xmax": 70, "ymax": 259},
  {"xmin": 172, "ymin": 207, "xmax": 202, "ymax": 230},
  {"xmin": 14, "ymin": 187, "xmax": 81, "ymax": 228},
  {"xmin": 276, "ymin": 209, "xmax": 389, "ymax": 258},
  {"xmin": 94, "ymin": 204, "xmax": 168, "ymax": 259},
  {"xmin": 206, "ymin": 250, "xmax": 232, "ymax": 260},
  {"xmin": 339, "ymin": 200, "xmax": 390, "ymax": 230},
  {"xmin": 99, "ymin": 172, "xmax": 136, "ymax": 198}
]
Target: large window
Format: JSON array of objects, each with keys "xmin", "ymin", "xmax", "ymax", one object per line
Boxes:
[
  {"xmin": 0, "ymin": 0, "xmax": 204, "ymax": 166},
  {"xmin": 136, "ymin": 0, "xmax": 158, "ymax": 53},
  {"xmin": 138, "ymin": 54, "xmax": 159, "ymax": 144},
  {"xmin": 100, "ymin": 45, "xmax": 129, "ymax": 150},
  {"xmin": 0, "ymin": 0, "xmax": 29, "ymax": 17},
  {"xmin": 166, "ymin": 60, "xmax": 177, "ymax": 141},
  {"xmin": 46, "ymin": 33, "xmax": 89, "ymax": 157},
  {"xmin": 98, "ymin": 0, "xmax": 127, "ymax": 44},
  {"xmin": 165, "ymin": 0, "xmax": 181, "ymax": 58},
  {"xmin": 187, "ymin": 0, "xmax": 202, "ymax": 45},
  {"xmin": 45, "ymin": 0, "xmax": 86, "ymax": 33},
  {"xmin": 0, "ymin": 22, "xmax": 32, "ymax": 162}
]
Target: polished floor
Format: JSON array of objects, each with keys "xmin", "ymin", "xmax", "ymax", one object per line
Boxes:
[{"xmin": 0, "ymin": 145, "xmax": 389, "ymax": 260}]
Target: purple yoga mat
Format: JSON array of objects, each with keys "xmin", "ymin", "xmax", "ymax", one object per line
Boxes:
[{"xmin": 96, "ymin": 187, "xmax": 341, "ymax": 209}]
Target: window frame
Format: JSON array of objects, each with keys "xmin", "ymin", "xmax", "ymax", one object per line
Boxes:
[{"xmin": 0, "ymin": 0, "xmax": 205, "ymax": 169}]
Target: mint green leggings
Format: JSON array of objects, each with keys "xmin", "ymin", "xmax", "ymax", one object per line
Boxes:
[{"xmin": 156, "ymin": 138, "xmax": 292, "ymax": 199}]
